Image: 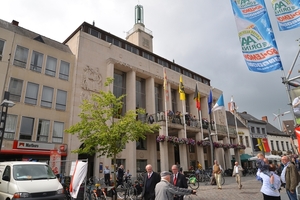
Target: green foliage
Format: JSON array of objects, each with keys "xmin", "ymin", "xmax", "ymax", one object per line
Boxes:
[{"xmin": 65, "ymin": 78, "xmax": 160, "ymax": 158}]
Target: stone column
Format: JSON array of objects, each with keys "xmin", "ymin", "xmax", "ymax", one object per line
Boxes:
[
  {"xmin": 223, "ymin": 137, "xmax": 232, "ymax": 170},
  {"xmin": 159, "ymin": 126, "xmax": 169, "ymax": 171},
  {"xmin": 178, "ymin": 129, "xmax": 188, "ymax": 172},
  {"xmin": 125, "ymin": 70, "xmax": 136, "ymax": 177},
  {"xmin": 233, "ymin": 137, "xmax": 241, "ymax": 165},
  {"xmin": 195, "ymin": 132, "xmax": 205, "ymax": 169}
]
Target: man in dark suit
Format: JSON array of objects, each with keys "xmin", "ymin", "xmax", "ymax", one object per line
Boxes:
[
  {"xmin": 170, "ymin": 164, "xmax": 188, "ymax": 200},
  {"xmin": 142, "ymin": 164, "xmax": 161, "ymax": 200}
]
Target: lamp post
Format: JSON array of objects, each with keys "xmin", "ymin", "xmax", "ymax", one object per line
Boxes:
[{"xmin": 0, "ymin": 91, "xmax": 15, "ymax": 153}]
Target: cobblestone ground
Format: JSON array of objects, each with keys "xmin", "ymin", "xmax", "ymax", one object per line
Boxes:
[{"xmin": 184, "ymin": 175, "xmax": 289, "ymax": 200}]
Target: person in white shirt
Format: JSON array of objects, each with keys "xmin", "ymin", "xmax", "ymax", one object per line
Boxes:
[
  {"xmin": 232, "ymin": 162, "xmax": 243, "ymax": 189},
  {"xmin": 257, "ymin": 164, "xmax": 281, "ymax": 200}
]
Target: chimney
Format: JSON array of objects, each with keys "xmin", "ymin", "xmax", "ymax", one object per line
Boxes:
[
  {"xmin": 11, "ymin": 20, "xmax": 19, "ymax": 26},
  {"xmin": 262, "ymin": 116, "xmax": 268, "ymax": 122}
]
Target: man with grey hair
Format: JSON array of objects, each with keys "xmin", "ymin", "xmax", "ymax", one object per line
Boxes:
[
  {"xmin": 142, "ymin": 164, "xmax": 161, "ymax": 200},
  {"xmin": 155, "ymin": 171, "xmax": 196, "ymax": 200},
  {"xmin": 281, "ymin": 156, "xmax": 299, "ymax": 200}
]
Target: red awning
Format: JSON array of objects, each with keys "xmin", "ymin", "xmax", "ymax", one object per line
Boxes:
[{"xmin": 1, "ymin": 149, "xmax": 67, "ymax": 156}]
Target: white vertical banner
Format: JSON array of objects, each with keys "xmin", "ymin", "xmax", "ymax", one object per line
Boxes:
[{"xmin": 69, "ymin": 161, "xmax": 88, "ymax": 198}]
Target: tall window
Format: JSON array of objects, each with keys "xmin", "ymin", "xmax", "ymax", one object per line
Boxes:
[
  {"xmin": 245, "ymin": 136, "xmax": 249, "ymax": 147},
  {"xmin": 261, "ymin": 128, "xmax": 266, "ymax": 134},
  {"xmin": 271, "ymin": 140, "xmax": 274, "ymax": 151},
  {"xmin": 136, "ymin": 77, "xmax": 146, "ymax": 109},
  {"xmin": 41, "ymin": 86, "xmax": 53, "ymax": 108},
  {"xmin": 256, "ymin": 127, "xmax": 260, "ymax": 134},
  {"xmin": 30, "ymin": 51, "xmax": 43, "ymax": 73},
  {"xmin": 19, "ymin": 117, "xmax": 34, "ymax": 140},
  {"xmin": 56, "ymin": 90, "xmax": 67, "ymax": 111},
  {"xmin": 37, "ymin": 119, "xmax": 50, "ymax": 142},
  {"xmin": 136, "ymin": 159, "xmax": 147, "ymax": 172},
  {"xmin": 8, "ymin": 78, "xmax": 23, "ymax": 102},
  {"xmin": 52, "ymin": 121, "xmax": 64, "ymax": 143},
  {"xmin": 286, "ymin": 141, "xmax": 290, "ymax": 151},
  {"xmin": 136, "ymin": 137, "xmax": 147, "ymax": 150},
  {"xmin": 25, "ymin": 82, "xmax": 39, "ymax": 105},
  {"xmin": 45, "ymin": 56, "xmax": 57, "ymax": 77},
  {"xmin": 276, "ymin": 141, "xmax": 280, "ymax": 151},
  {"xmin": 0, "ymin": 39, "xmax": 4, "ymax": 61},
  {"xmin": 281, "ymin": 141, "xmax": 285, "ymax": 151},
  {"xmin": 239, "ymin": 136, "xmax": 243, "ymax": 145},
  {"xmin": 185, "ymin": 95, "xmax": 190, "ymax": 113},
  {"xmin": 59, "ymin": 61, "xmax": 70, "ymax": 80},
  {"xmin": 155, "ymin": 84, "xmax": 163, "ymax": 113},
  {"xmin": 14, "ymin": 45, "xmax": 28, "ymax": 68},
  {"xmin": 171, "ymin": 89, "xmax": 177, "ymax": 112},
  {"xmin": 250, "ymin": 127, "xmax": 255, "ymax": 133},
  {"xmin": 113, "ymin": 70, "xmax": 126, "ymax": 116},
  {"xmin": 4, "ymin": 115, "xmax": 17, "ymax": 139}
]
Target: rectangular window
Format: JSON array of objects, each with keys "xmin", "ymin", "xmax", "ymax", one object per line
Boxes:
[
  {"xmin": 256, "ymin": 127, "xmax": 260, "ymax": 134},
  {"xmin": 113, "ymin": 70, "xmax": 126, "ymax": 116},
  {"xmin": 239, "ymin": 136, "xmax": 243, "ymax": 145},
  {"xmin": 155, "ymin": 84, "xmax": 163, "ymax": 113},
  {"xmin": 271, "ymin": 140, "xmax": 274, "ymax": 151},
  {"xmin": 88, "ymin": 28, "xmax": 100, "ymax": 38},
  {"xmin": 245, "ymin": 136, "xmax": 249, "ymax": 147},
  {"xmin": 136, "ymin": 159, "xmax": 147, "ymax": 172},
  {"xmin": 37, "ymin": 119, "xmax": 50, "ymax": 142},
  {"xmin": 261, "ymin": 128, "xmax": 266, "ymax": 134},
  {"xmin": 276, "ymin": 141, "xmax": 280, "ymax": 151},
  {"xmin": 136, "ymin": 77, "xmax": 146, "ymax": 109},
  {"xmin": 171, "ymin": 89, "xmax": 177, "ymax": 112},
  {"xmin": 281, "ymin": 141, "xmax": 285, "ymax": 151},
  {"xmin": 136, "ymin": 137, "xmax": 147, "ymax": 150},
  {"xmin": 250, "ymin": 127, "xmax": 255, "ymax": 133},
  {"xmin": 8, "ymin": 78, "xmax": 23, "ymax": 102},
  {"xmin": 25, "ymin": 82, "xmax": 39, "ymax": 105},
  {"xmin": 56, "ymin": 90, "xmax": 67, "ymax": 111},
  {"xmin": 20, "ymin": 117, "xmax": 34, "ymax": 140},
  {"xmin": 286, "ymin": 141, "xmax": 290, "ymax": 151},
  {"xmin": 0, "ymin": 39, "xmax": 4, "ymax": 61},
  {"xmin": 45, "ymin": 56, "xmax": 57, "ymax": 77},
  {"xmin": 4, "ymin": 114, "xmax": 17, "ymax": 139},
  {"xmin": 41, "ymin": 86, "xmax": 53, "ymax": 108},
  {"xmin": 30, "ymin": 51, "xmax": 43, "ymax": 73},
  {"xmin": 52, "ymin": 121, "xmax": 64, "ymax": 143},
  {"xmin": 14, "ymin": 45, "xmax": 29, "ymax": 68},
  {"xmin": 59, "ymin": 61, "xmax": 70, "ymax": 80}
]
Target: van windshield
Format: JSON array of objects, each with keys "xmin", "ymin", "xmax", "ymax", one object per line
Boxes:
[{"xmin": 13, "ymin": 164, "xmax": 56, "ymax": 180}]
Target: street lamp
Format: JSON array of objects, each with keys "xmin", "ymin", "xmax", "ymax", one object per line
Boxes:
[{"xmin": 0, "ymin": 91, "xmax": 15, "ymax": 153}]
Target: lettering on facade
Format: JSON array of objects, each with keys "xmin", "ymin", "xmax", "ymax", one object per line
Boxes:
[{"xmin": 81, "ymin": 65, "xmax": 102, "ymax": 92}]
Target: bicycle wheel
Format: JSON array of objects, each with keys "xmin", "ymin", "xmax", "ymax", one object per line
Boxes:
[
  {"xmin": 204, "ymin": 175, "xmax": 211, "ymax": 185},
  {"xmin": 221, "ymin": 176, "xmax": 225, "ymax": 185},
  {"xmin": 187, "ymin": 176, "xmax": 199, "ymax": 190},
  {"xmin": 116, "ymin": 185, "xmax": 126, "ymax": 199}
]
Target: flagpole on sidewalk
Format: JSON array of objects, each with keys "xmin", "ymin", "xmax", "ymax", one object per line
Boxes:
[
  {"xmin": 199, "ymin": 110, "xmax": 204, "ymax": 139},
  {"xmin": 179, "ymin": 75, "xmax": 187, "ymax": 138},
  {"xmin": 224, "ymin": 110, "xmax": 230, "ymax": 143}
]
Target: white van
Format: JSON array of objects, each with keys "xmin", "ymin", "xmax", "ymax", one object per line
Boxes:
[{"xmin": 0, "ymin": 161, "xmax": 65, "ymax": 200}]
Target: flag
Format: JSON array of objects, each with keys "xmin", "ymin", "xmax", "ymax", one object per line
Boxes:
[
  {"xmin": 179, "ymin": 75, "xmax": 185, "ymax": 101},
  {"xmin": 229, "ymin": 96, "xmax": 236, "ymax": 113},
  {"xmin": 257, "ymin": 138, "xmax": 271, "ymax": 153},
  {"xmin": 229, "ymin": 0, "xmax": 283, "ymax": 73},
  {"xmin": 194, "ymin": 84, "xmax": 200, "ymax": 110},
  {"xmin": 208, "ymin": 90, "xmax": 212, "ymax": 114},
  {"xmin": 69, "ymin": 161, "xmax": 88, "ymax": 198},
  {"xmin": 269, "ymin": 1, "xmax": 300, "ymax": 31},
  {"xmin": 295, "ymin": 126, "xmax": 300, "ymax": 153},
  {"xmin": 212, "ymin": 94, "xmax": 224, "ymax": 112}
]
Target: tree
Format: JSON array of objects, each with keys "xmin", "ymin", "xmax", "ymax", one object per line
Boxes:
[{"xmin": 65, "ymin": 78, "xmax": 160, "ymax": 188}]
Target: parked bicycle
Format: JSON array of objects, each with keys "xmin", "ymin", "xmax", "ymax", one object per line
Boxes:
[{"xmin": 116, "ymin": 175, "xmax": 140, "ymax": 200}]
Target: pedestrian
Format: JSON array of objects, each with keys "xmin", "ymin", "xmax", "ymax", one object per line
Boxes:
[
  {"xmin": 142, "ymin": 164, "xmax": 161, "ymax": 200},
  {"xmin": 155, "ymin": 171, "xmax": 196, "ymax": 200},
  {"xmin": 104, "ymin": 165, "xmax": 110, "ymax": 186},
  {"xmin": 213, "ymin": 160, "xmax": 223, "ymax": 189},
  {"xmin": 170, "ymin": 165, "xmax": 188, "ymax": 200},
  {"xmin": 232, "ymin": 161, "xmax": 243, "ymax": 189},
  {"xmin": 117, "ymin": 165, "xmax": 124, "ymax": 187},
  {"xmin": 257, "ymin": 164, "xmax": 281, "ymax": 200},
  {"xmin": 281, "ymin": 156, "xmax": 299, "ymax": 200}
]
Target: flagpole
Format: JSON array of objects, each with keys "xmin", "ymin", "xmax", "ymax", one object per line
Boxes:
[
  {"xmin": 213, "ymin": 113, "xmax": 218, "ymax": 141},
  {"xmin": 234, "ymin": 112, "xmax": 239, "ymax": 144},
  {"xmin": 199, "ymin": 110, "xmax": 204, "ymax": 139},
  {"xmin": 163, "ymin": 68, "xmax": 169, "ymax": 136},
  {"xmin": 182, "ymin": 100, "xmax": 187, "ymax": 138},
  {"xmin": 224, "ymin": 109, "xmax": 230, "ymax": 143}
]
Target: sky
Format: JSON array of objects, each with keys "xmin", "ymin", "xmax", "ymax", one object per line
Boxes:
[{"xmin": 2, "ymin": 0, "xmax": 300, "ymax": 130}]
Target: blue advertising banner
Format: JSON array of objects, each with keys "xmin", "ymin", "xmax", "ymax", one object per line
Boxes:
[
  {"xmin": 270, "ymin": 0, "xmax": 300, "ymax": 31},
  {"xmin": 230, "ymin": 0, "xmax": 283, "ymax": 73}
]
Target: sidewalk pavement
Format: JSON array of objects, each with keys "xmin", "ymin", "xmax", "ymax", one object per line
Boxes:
[{"xmin": 185, "ymin": 175, "xmax": 289, "ymax": 200}]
